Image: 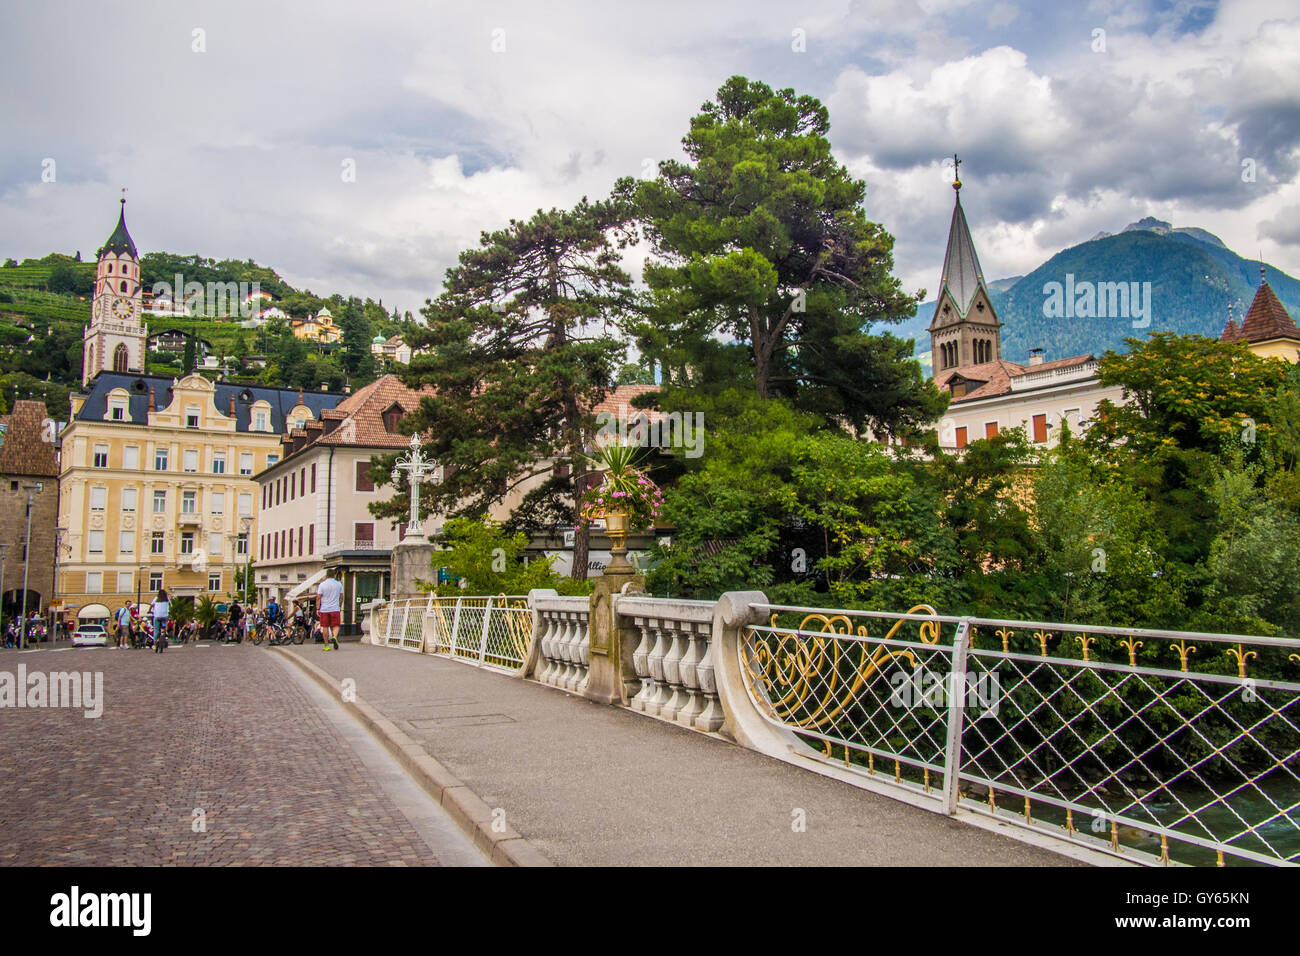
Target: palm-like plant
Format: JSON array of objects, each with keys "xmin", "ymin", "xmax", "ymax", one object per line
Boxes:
[{"xmin": 194, "ymin": 595, "xmax": 219, "ymax": 639}]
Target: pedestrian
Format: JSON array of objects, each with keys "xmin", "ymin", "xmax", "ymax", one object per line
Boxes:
[
  {"xmin": 116, "ymin": 603, "xmax": 133, "ymax": 649},
  {"xmin": 316, "ymin": 569, "xmax": 344, "ymax": 651},
  {"xmin": 153, "ymin": 589, "xmax": 170, "ymax": 654},
  {"xmin": 228, "ymin": 598, "xmax": 244, "ymax": 644}
]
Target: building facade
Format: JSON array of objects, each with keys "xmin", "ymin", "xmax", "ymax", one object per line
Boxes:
[
  {"xmin": 253, "ymin": 375, "xmax": 434, "ymax": 630},
  {"xmin": 0, "ymin": 400, "xmax": 61, "ymax": 627},
  {"xmin": 57, "ymin": 372, "xmax": 342, "ymax": 624}
]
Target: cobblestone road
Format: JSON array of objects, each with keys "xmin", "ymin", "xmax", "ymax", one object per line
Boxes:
[{"xmin": 0, "ymin": 643, "xmax": 475, "ymax": 865}]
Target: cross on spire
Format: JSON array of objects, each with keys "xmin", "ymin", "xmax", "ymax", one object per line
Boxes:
[
  {"xmin": 952, "ymin": 153, "xmax": 962, "ymax": 191},
  {"xmin": 120, "ymin": 186, "xmax": 127, "ymax": 206}
]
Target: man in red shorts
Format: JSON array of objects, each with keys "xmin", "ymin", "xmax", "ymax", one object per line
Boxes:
[{"xmin": 316, "ymin": 567, "xmax": 344, "ymax": 651}]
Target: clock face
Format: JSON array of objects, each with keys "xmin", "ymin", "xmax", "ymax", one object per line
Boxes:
[{"xmin": 111, "ymin": 298, "xmax": 133, "ymax": 320}]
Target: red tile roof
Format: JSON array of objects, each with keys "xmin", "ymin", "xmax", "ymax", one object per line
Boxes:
[
  {"xmin": 1236, "ymin": 281, "xmax": 1300, "ymax": 343},
  {"xmin": 934, "ymin": 354, "xmax": 1094, "ymax": 403},
  {"xmin": 0, "ymin": 401, "xmax": 58, "ymax": 478}
]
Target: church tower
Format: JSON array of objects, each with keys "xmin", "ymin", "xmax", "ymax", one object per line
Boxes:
[
  {"xmin": 928, "ymin": 159, "xmax": 1003, "ymax": 375},
  {"xmin": 83, "ymin": 196, "xmax": 146, "ymax": 385}
]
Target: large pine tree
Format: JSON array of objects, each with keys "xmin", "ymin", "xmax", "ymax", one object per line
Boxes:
[
  {"xmin": 381, "ymin": 198, "xmax": 633, "ymax": 579},
  {"xmin": 622, "ymin": 75, "xmax": 945, "ymax": 438}
]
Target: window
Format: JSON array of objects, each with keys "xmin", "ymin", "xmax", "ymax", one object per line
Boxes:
[
  {"xmin": 212, "ymin": 453, "xmax": 225, "ymax": 475},
  {"xmin": 120, "ymin": 280, "xmax": 127, "ymax": 294},
  {"xmin": 182, "ymin": 491, "xmax": 197, "ymax": 514},
  {"xmin": 152, "ymin": 532, "xmax": 165, "ymax": 555},
  {"xmin": 153, "ymin": 490, "xmax": 167, "ymax": 513},
  {"xmin": 382, "ymin": 402, "xmax": 404, "ymax": 433},
  {"xmin": 355, "ymin": 461, "xmax": 374, "ymax": 492},
  {"xmin": 119, "ymin": 530, "xmax": 134, "ymax": 554},
  {"xmin": 239, "ymin": 452, "xmax": 253, "ymax": 475},
  {"xmin": 300, "ymin": 468, "xmax": 306, "ymax": 498},
  {"xmin": 238, "ymin": 493, "xmax": 251, "ymax": 517},
  {"xmin": 275, "ymin": 480, "xmax": 281, "ymax": 506},
  {"xmin": 297, "ymin": 526, "xmax": 303, "ymax": 555},
  {"xmin": 254, "ymin": 411, "xmax": 268, "ymax": 431},
  {"xmin": 955, "ymin": 426, "xmax": 968, "ymax": 449},
  {"xmin": 266, "ymin": 454, "xmax": 279, "ymax": 467},
  {"xmin": 88, "ymin": 530, "xmax": 104, "ymax": 554},
  {"xmin": 290, "ymin": 473, "xmax": 295, "ymax": 500},
  {"xmin": 183, "ymin": 449, "xmax": 198, "ymax": 473},
  {"xmin": 93, "ymin": 444, "xmax": 109, "ymax": 468},
  {"xmin": 149, "ymin": 572, "xmax": 163, "ymax": 592},
  {"xmin": 355, "ymin": 522, "xmax": 374, "ymax": 545},
  {"xmin": 121, "ymin": 487, "xmax": 137, "ymax": 511},
  {"xmin": 86, "ymin": 572, "xmax": 102, "ymax": 594},
  {"xmin": 236, "ymin": 533, "xmax": 249, "ymax": 557},
  {"xmin": 90, "ymin": 486, "xmax": 107, "ymax": 511},
  {"xmin": 186, "ymin": 407, "xmax": 200, "ymax": 428},
  {"xmin": 308, "ymin": 525, "xmax": 313, "ymax": 554},
  {"xmin": 985, "ymin": 422, "xmax": 999, "ymax": 440},
  {"xmin": 155, "ymin": 448, "xmax": 168, "ymax": 471},
  {"xmin": 310, "ymin": 463, "xmax": 316, "ymax": 493},
  {"xmin": 123, "ymin": 446, "xmax": 139, "ymax": 470},
  {"xmin": 208, "ymin": 572, "xmax": 222, "ymax": 591},
  {"xmin": 180, "ymin": 532, "xmax": 195, "ymax": 555},
  {"xmin": 1032, "ymin": 413, "xmax": 1048, "ymax": 444},
  {"xmin": 211, "ymin": 492, "xmax": 224, "ymax": 514},
  {"xmin": 110, "ymin": 401, "xmax": 126, "ymax": 421},
  {"xmin": 117, "ymin": 571, "xmax": 133, "ymax": 594},
  {"xmin": 209, "ymin": 534, "xmax": 223, "ymax": 557}
]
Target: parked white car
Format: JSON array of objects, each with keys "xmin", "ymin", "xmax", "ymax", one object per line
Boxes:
[{"xmin": 71, "ymin": 623, "xmax": 108, "ymax": 647}]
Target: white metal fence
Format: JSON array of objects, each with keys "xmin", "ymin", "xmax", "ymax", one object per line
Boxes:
[
  {"xmin": 378, "ymin": 594, "xmax": 532, "ymax": 670},
  {"xmin": 742, "ymin": 604, "xmax": 1300, "ymax": 867}
]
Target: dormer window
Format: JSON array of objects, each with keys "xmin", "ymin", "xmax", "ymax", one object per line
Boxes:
[{"xmin": 381, "ymin": 402, "xmax": 405, "ymax": 433}]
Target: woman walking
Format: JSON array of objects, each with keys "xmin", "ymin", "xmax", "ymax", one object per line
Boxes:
[{"xmin": 153, "ymin": 589, "xmax": 170, "ymax": 654}]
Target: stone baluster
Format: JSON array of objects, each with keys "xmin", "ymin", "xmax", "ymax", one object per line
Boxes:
[
  {"xmin": 646, "ymin": 619, "xmax": 671, "ymax": 716},
  {"xmin": 631, "ymin": 616, "xmax": 655, "ymax": 712},
  {"xmin": 554, "ymin": 612, "xmax": 572, "ymax": 688},
  {"xmin": 661, "ymin": 623, "xmax": 689, "ymax": 721},
  {"xmin": 693, "ymin": 626, "xmax": 725, "ymax": 732},
  {"xmin": 576, "ymin": 613, "xmax": 591, "ymax": 692},
  {"xmin": 676, "ymin": 624, "xmax": 705, "ymax": 728},
  {"xmin": 538, "ymin": 612, "xmax": 557, "ymax": 684}
]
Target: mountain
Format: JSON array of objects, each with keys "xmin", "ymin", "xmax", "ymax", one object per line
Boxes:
[{"xmin": 891, "ymin": 220, "xmax": 1300, "ymax": 371}]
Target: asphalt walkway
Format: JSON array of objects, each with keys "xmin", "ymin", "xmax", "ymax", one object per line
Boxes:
[{"xmin": 283, "ymin": 643, "xmax": 1082, "ymax": 867}]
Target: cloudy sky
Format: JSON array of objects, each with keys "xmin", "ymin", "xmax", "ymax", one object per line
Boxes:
[{"xmin": 1, "ymin": 0, "xmax": 1298, "ymax": 318}]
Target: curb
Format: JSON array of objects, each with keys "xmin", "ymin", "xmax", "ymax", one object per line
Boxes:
[{"xmin": 274, "ymin": 646, "xmax": 553, "ymax": 867}]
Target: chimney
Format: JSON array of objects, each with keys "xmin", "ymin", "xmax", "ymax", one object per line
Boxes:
[
  {"xmin": 1028, "ymin": 348, "xmax": 1045, "ymax": 367},
  {"xmin": 148, "ymin": 387, "xmax": 156, "ymax": 411},
  {"xmin": 228, "ymin": 393, "xmax": 236, "ymax": 416}
]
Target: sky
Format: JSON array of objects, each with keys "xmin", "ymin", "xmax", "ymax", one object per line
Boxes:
[{"xmin": 1, "ymin": 0, "xmax": 1298, "ymax": 319}]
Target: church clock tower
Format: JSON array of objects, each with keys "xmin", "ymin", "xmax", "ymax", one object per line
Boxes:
[{"xmin": 83, "ymin": 195, "xmax": 147, "ymax": 385}]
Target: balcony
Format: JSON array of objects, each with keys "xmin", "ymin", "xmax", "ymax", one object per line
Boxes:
[
  {"xmin": 321, "ymin": 539, "xmax": 387, "ymax": 558},
  {"xmin": 177, "ymin": 512, "xmax": 202, "ymax": 527}
]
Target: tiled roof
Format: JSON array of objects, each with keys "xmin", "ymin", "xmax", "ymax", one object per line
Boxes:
[
  {"xmin": 0, "ymin": 400, "xmax": 59, "ymax": 478},
  {"xmin": 1237, "ymin": 281, "xmax": 1300, "ymax": 343},
  {"xmin": 935, "ymin": 354, "xmax": 1094, "ymax": 403},
  {"xmin": 299, "ymin": 374, "xmax": 433, "ymax": 452},
  {"xmin": 590, "ymin": 384, "xmax": 662, "ymax": 418},
  {"xmin": 1220, "ymin": 318, "xmax": 1243, "ymax": 342}
]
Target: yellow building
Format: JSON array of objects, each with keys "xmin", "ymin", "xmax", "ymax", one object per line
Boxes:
[
  {"xmin": 57, "ymin": 373, "xmax": 344, "ymax": 621},
  {"xmin": 1220, "ymin": 270, "xmax": 1300, "ymax": 363},
  {"xmin": 291, "ymin": 307, "xmax": 343, "ymax": 344}
]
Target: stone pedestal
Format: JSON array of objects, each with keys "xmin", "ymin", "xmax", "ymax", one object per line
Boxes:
[
  {"xmin": 390, "ymin": 534, "xmax": 436, "ymax": 599},
  {"xmin": 584, "ymin": 565, "xmax": 645, "ymax": 705}
]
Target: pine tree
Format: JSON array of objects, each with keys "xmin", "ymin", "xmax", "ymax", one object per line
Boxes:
[{"xmin": 381, "ymin": 198, "xmax": 633, "ymax": 579}]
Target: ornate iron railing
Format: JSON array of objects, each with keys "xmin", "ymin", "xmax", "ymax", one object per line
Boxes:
[{"xmin": 742, "ymin": 604, "xmax": 1300, "ymax": 867}]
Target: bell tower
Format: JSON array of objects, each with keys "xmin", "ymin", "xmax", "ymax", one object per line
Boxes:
[
  {"xmin": 84, "ymin": 193, "xmax": 147, "ymax": 385},
  {"xmin": 928, "ymin": 157, "xmax": 1003, "ymax": 376}
]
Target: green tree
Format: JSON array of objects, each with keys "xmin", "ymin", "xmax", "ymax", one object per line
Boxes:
[
  {"xmin": 385, "ymin": 198, "xmax": 633, "ymax": 580},
  {"xmin": 624, "ymin": 75, "xmax": 945, "ymax": 437},
  {"xmin": 427, "ymin": 518, "xmax": 592, "ymax": 596}
]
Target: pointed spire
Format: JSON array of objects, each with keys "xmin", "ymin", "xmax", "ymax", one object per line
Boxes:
[
  {"xmin": 102, "ymin": 195, "xmax": 138, "ymax": 259},
  {"xmin": 1238, "ymin": 276, "xmax": 1300, "ymax": 343},
  {"xmin": 934, "ymin": 182, "xmax": 988, "ymax": 319}
]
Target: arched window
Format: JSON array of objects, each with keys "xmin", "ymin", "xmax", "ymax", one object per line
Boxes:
[
  {"xmin": 113, "ymin": 343, "xmax": 128, "ymax": 372},
  {"xmin": 120, "ymin": 280, "xmax": 127, "ymax": 293},
  {"xmin": 107, "ymin": 263, "xmax": 114, "ymax": 273}
]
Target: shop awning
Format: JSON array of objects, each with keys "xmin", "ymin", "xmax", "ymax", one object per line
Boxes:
[
  {"xmin": 78, "ymin": 604, "xmax": 110, "ymax": 620},
  {"xmin": 286, "ymin": 568, "xmax": 327, "ymax": 601}
]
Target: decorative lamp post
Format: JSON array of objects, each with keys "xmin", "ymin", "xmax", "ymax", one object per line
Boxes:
[{"xmin": 391, "ymin": 434, "xmax": 435, "ymax": 538}]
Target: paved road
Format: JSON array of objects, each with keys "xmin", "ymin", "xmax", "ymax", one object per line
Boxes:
[
  {"xmin": 286, "ymin": 643, "xmax": 1084, "ymax": 867},
  {"xmin": 0, "ymin": 643, "xmax": 488, "ymax": 866}
]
